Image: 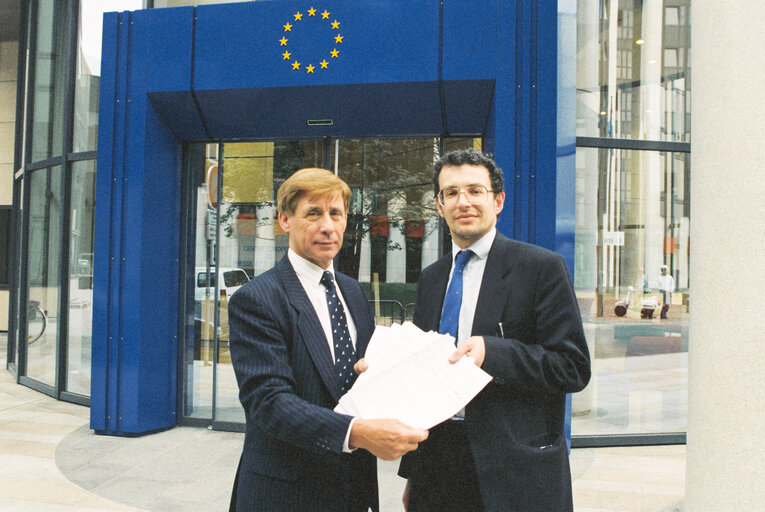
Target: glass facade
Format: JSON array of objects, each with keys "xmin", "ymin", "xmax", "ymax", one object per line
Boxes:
[
  {"xmin": 572, "ymin": 0, "xmax": 691, "ymax": 442},
  {"xmin": 29, "ymin": 0, "xmax": 68, "ymax": 162},
  {"xmin": 8, "ymin": 1, "xmax": 142, "ymax": 400},
  {"xmin": 577, "ymin": 0, "xmax": 691, "ymax": 143},
  {"xmin": 4, "ymin": 0, "xmax": 692, "ymax": 443}
]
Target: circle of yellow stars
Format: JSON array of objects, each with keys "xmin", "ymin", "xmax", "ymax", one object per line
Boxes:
[{"xmin": 279, "ymin": 7, "xmax": 343, "ymax": 74}]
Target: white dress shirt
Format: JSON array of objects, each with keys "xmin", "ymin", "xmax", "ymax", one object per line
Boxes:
[
  {"xmin": 288, "ymin": 249, "xmax": 358, "ymax": 359},
  {"xmin": 444, "ymin": 228, "xmax": 496, "ymax": 419},
  {"xmin": 445, "ymin": 227, "xmax": 496, "ymax": 347},
  {"xmin": 287, "ymin": 249, "xmax": 358, "ymax": 451}
]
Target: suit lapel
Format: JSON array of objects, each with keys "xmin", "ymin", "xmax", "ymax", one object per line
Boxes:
[
  {"xmin": 472, "ymin": 234, "xmax": 514, "ymax": 335},
  {"xmin": 276, "ymin": 257, "xmax": 342, "ymax": 402}
]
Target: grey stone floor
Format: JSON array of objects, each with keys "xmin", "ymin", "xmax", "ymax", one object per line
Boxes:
[{"xmin": 1, "ymin": 334, "xmax": 684, "ymax": 511}]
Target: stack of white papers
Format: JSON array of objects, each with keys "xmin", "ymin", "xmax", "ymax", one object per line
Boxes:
[{"xmin": 334, "ymin": 322, "xmax": 492, "ymax": 430}]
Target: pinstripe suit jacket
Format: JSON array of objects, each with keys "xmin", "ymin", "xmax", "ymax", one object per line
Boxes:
[{"xmin": 228, "ymin": 255, "xmax": 378, "ymax": 512}]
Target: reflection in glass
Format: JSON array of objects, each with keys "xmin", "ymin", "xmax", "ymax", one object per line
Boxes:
[
  {"xmin": 576, "ymin": 0, "xmax": 691, "ymax": 141},
  {"xmin": 333, "ymin": 138, "xmax": 478, "ymax": 313},
  {"xmin": 66, "ymin": 160, "xmax": 96, "ymax": 395},
  {"xmin": 73, "ymin": 1, "xmax": 144, "ymax": 152},
  {"xmin": 25, "ymin": 166, "xmax": 62, "ymax": 387},
  {"xmin": 30, "ymin": 0, "xmax": 68, "ymax": 162},
  {"xmin": 572, "ymin": 147, "xmax": 689, "ymax": 436}
]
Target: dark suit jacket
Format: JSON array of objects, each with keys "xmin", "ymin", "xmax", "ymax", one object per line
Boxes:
[
  {"xmin": 228, "ymin": 255, "xmax": 378, "ymax": 512},
  {"xmin": 400, "ymin": 233, "xmax": 591, "ymax": 511}
]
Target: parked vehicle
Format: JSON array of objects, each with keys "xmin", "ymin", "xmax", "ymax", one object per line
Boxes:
[
  {"xmin": 194, "ymin": 267, "xmax": 249, "ymax": 302},
  {"xmin": 194, "ymin": 267, "xmax": 249, "ymax": 343}
]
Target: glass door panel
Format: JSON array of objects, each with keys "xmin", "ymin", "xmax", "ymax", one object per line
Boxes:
[
  {"xmin": 213, "ymin": 140, "xmax": 324, "ymax": 423},
  {"xmin": 24, "ymin": 166, "xmax": 62, "ymax": 387},
  {"xmin": 572, "ymin": 148, "xmax": 690, "ymax": 437},
  {"xmin": 182, "ymin": 143, "xmax": 214, "ymax": 420},
  {"xmin": 66, "ymin": 160, "xmax": 96, "ymax": 395},
  {"xmin": 182, "ymin": 140, "xmax": 324, "ymax": 425}
]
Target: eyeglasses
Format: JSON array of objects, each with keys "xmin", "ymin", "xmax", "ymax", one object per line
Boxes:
[{"xmin": 437, "ymin": 185, "xmax": 492, "ymax": 206}]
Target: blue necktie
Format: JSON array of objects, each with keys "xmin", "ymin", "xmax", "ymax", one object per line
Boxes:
[
  {"xmin": 320, "ymin": 271, "xmax": 357, "ymax": 394},
  {"xmin": 439, "ymin": 250, "xmax": 474, "ymax": 344}
]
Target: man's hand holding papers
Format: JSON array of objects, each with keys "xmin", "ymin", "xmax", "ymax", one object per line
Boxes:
[{"xmin": 335, "ymin": 322, "xmax": 492, "ymax": 430}]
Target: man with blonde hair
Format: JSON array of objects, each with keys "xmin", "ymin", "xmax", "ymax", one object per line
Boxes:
[{"xmin": 228, "ymin": 168, "xmax": 428, "ymax": 511}]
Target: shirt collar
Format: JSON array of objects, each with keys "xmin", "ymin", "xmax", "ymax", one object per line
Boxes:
[
  {"xmin": 451, "ymin": 227, "xmax": 496, "ymax": 262},
  {"xmin": 288, "ymin": 248, "xmax": 335, "ymax": 285}
]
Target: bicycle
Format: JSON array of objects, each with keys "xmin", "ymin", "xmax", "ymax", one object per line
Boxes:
[{"xmin": 27, "ymin": 300, "xmax": 47, "ymax": 345}]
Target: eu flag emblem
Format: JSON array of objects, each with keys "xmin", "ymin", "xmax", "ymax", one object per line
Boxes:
[{"xmin": 279, "ymin": 7, "xmax": 344, "ymax": 74}]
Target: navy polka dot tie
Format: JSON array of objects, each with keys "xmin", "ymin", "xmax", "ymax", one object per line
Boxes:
[
  {"xmin": 439, "ymin": 250, "xmax": 474, "ymax": 344},
  {"xmin": 320, "ymin": 271, "xmax": 357, "ymax": 393}
]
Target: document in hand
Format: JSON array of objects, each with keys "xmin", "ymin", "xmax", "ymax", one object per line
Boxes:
[{"xmin": 334, "ymin": 322, "xmax": 492, "ymax": 430}]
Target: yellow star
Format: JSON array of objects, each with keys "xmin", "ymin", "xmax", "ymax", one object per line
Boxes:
[
  {"xmin": 320, "ymin": 60, "xmax": 328, "ymax": 69},
  {"xmin": 334, "ymin": 34, "xmax": 344, "ymax": 44},
  {"xmin": 279, "ymin": 37, "xmax": 288, "ymax": 46},
  {"xmin": 321, "ymin": 10, "xmax": 330, "ymax": 19},
  {"xmin": 283, "ymin": 22, "xmax": 292, "ymax": 32},
  {"xmin": 330, "ymin": 48, "xmax": 339, "ymax": 58},
  {"xmin": 293, "ymin": 11, "xmax": 303, "ymax": 21},
  {"xmin": 282, "ymin": 50, "xmax": 291, "ymax": 60},
  {"xmin": 306, "ymin": 64, "xmax": 315, "ymax": 74},
  {"xmin": 307, "ymin": 7, "xmax": 316, "ymax": 16},
  {"xmin": 331, "ymin": 20, "xmax": 340, "ymax": 30},
  {"xmin": 292, "ymin": 61, "xmax": 301, "ymax": 70}
]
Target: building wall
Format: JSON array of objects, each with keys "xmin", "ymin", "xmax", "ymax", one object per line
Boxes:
[
  {"xmin": 686, "ymin": 0, "xmax": 765, "ymax": 508},
  {"xmin": 0, "ymin": 40, "xmax": 18, "ymax": 332}
]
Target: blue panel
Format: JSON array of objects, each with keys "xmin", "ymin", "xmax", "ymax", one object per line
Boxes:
[
  {"xmin": 442, "ymin": 80, "xmax": 496, "ymax": 135},
  {"xmin": 128, "ymin": 105, "xmax": 180, "ymax": 432},
  {"xmin": 194, "ymin": 0, "xmax": 440, "ymax": 90},
  {"xmin": 492, "ymin": 0, "xmax": 516, "ymax": 240},
  {"xmin": 93, "ymin": 10, "xmax": 182, "ymax": 435},
  {"xmin": 442, "ymin": 0, "xmax": 497, "ymax": 80},
  {"xmin": 195, "ymin": 82, "xmax": 443, "ymax": 139},
  {"xmin": 146, "ymin": 81, "xmax": 494, "ymax": 141},
  {"xmin": 533, "ymin": 0, "xmax": 558, "ymax": 251},
  {"xmin": 148, "ymin": 91, "xmax": 208, "ymax": 141},
  {"xmin": 91, "ymin": 11, "xmax": 121, "ymax": 432},
  {"xmin": 516, "ymin": 0, "xmax": 531, "ymax": 243},
  {"xmin": 127, "ymin": 8, "xmax": 194, "ymax": 93}
]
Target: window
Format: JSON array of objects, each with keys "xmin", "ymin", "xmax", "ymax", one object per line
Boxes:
[
  {"xmin": 223, "ymin": 270, "xmax": 249, "ymax": 288},
  {"xmin": 665, "ymin": 7, "xmax": 679, "ymax": 25},
  {"xmin": 574, "ymin": 0, "xmax": 691, "ymax": 445}
]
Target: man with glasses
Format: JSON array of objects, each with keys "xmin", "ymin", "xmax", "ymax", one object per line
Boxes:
[{"xmin": 398, "ymin": 149, "xmax": 591, "ymax": 511}]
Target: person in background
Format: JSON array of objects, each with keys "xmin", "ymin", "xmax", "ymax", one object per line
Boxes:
[
  {"xmin": 636, "ymin": 266, "xmax": 649, "ymax": 293},
  {"xmin": 657, "ymin": 264, "xmax": 675, "ymax": 319}
]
